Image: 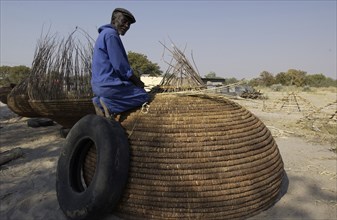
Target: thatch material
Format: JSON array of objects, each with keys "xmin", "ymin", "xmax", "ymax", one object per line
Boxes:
[
  {"xmin": 7, "ymin": 78, "xmax": 40, "ymax": 118},
  {"xmin": 25, "ymin": 28, "xmax": 95, "ymax": 126},
  {"xmin": 28, "ymin": 98, "xmax": 95, "ymax": 128},
  {"xmin": 83, "ymin": 93, "xmax": 284, "ymax": 219},
  {"xmin": 28, "ymin": 28, "xmax": 94, "ymax": 100},
  {"xmin": 155, "ymin": 41, "xmax": 206, "ymax": 92},
  {"xmin": 0, "ymin": 84, "xmax": 15, "ymax": 104},
  {"xmin": 7, "ymin": 28, "xmax": 95, "ymax": 124}
]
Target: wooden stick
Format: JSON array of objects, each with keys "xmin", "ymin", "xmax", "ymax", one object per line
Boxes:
[{"xmin": 0, "ymin": 147, "xmax": 23, "ymax": 166}]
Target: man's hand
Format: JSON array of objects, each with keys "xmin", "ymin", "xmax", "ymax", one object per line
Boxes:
[{"xmin": 129, "ymin": 74, "xmax": 145, "ymax": 88}]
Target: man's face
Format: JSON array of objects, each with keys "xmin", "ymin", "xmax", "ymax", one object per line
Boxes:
[{"xmin": 114, "ymin": 13, "xmax": 131, "ymax": 36}]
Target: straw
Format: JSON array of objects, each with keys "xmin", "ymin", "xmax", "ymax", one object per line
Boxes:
[{"xmin": 82, "ymin": 93, "xmax": 284, "ymax": 219}]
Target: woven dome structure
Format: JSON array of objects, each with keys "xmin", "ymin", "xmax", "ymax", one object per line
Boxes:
[
  {"xmin": 0, "ymin": 84, "xmax": 15, "ymax": 104},
  {"xmin": 25, "ymin": 28, "xmax": 95, "ymax": 128},
  {"xmin": 83, "ymin": 92, "xmax": 284, "ymax": 219},
  {"xmin": 7, "ymin": 78, "xmax": 40, "ymax": 118}
]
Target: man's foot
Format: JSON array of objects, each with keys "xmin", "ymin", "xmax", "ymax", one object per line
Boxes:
[
  {"xmin": 93, "ymin": 101, "xmax": 104, "ymax": 117},
  {"xmin": 99, "ymin": 99, "xmax": 115, "ymax": 120}
]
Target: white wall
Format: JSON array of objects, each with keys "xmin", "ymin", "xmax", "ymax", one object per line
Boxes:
[{"xmin": 141, "ymin": 76, "xmax": 163, "ymax": 91}]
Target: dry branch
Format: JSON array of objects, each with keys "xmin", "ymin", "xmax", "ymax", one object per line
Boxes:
[
  {"xmin": 0, "ymin": 147, "xmax": 23, "ymax": 166},
  {"xmin": 157, "ymin": 40, "xmax": 206, "ymax": 92}
]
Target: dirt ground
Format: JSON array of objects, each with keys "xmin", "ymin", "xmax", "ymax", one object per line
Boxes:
[{"xmin": 0, "ymin": 88, "xmax": 336, "ymax": 220}]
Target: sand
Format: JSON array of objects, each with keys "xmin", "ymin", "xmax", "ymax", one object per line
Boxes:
[{"xmin": 0, "ymin": 88, "xmax": 336, "ymax": 220}]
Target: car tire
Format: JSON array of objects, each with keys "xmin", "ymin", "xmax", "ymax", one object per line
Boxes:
[
  {"xmin": 56, "ymin": 114, "xmax": 129, "ymax": 220},
  {"xmin": 59, "ymin": 127, "xmax": 71, "ymax": 138}
]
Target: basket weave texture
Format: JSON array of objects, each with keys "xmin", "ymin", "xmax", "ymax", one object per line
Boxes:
[
  {"xmin": 84, "ymin": 93, "xmax": 284, "ymax": 219},
  {"xmin": 28, "ymin": 99, "xmax": 95, "ymax": 128},
  {"xmin": 0, "ymin": 86, "xmax": 13, "ymax": 104},
  {"xmin": 7, "ymin": 78, "xmax": 40, "ymax": 118}
]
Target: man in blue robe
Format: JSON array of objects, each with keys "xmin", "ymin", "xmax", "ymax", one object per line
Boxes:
[{"xmin": 91, "ymin": 8, "xmax": 149, "ymax": 119}]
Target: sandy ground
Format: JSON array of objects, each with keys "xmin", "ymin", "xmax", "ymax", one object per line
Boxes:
[{"xmin": 0, "ymin": 88, "xmax": 336, "ymax": 220}]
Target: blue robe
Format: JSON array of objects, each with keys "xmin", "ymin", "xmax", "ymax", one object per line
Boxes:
[{"xmin": 91, "ymin": 24, "xmax": 149, "ymax": 114}]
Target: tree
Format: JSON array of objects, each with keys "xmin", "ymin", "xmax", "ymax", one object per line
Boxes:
[
  {"xmin": 204, "ymin": 71, "xmax": 217, "ymax": 78},
  {"xmin": 323, "ymin": 77, "xmax": 337, "ymax": 87},
  {"xmin": 305, "ymin": 73, "xmax": 326, "ymax": 87},
  {"xmin": 224, "ymin": 77, "xmax": 239, "ymax": 85},
  {"xmin": 0, "ymin": 66, "xmax": 11, "ymax": 86},
  {"xmin": 10, "ymin": 65, "xmax": 31, "ymax": 83},
  {"xmin": 127, "ymin": 51, "xmax": 162, "ymax": 77},
  {"xmin": 0, "ymin": 65, "xmax": 31, "ymax": 86},
  {"xmin": 306, "ymin": 73, "xmax": 337, "ymax": 87},
  {"xmin": 259, "ymin": 71, "xmax": 275, "ymax": 86},
  {"xmin": 287, "ymin": 69, "xmax": 307, "ymax": 87},
  {"xmin": 248, "ymin": 78, "xmax": 260, "ymax": 87},
  {"xmin": 274, "ymin": 69, "xmax": 307, "ymax": 87},
  {"xmin": 275, "ymin": 72, "xmax": 290, "ymax": 85}
]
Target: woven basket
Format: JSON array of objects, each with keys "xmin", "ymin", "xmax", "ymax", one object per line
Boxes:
[
  {"xmin": 7, "ymin": 79, "xmax": 40, "ymax": 118},
  {"xmin": 84, "ymin": 93, "xmax": 284, "ymax": 219},
  {"xmin": 0, "ymin": 86, "xmax": 13, "ymax": 104},
  {"xmin": 28, "ymin": 99, "xmax": 95, "ymax": 128}
]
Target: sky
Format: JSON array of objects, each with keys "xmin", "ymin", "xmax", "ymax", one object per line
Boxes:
[{"xmin": 1, "ymin": 0, "xmax": 336, "ymax": 80}]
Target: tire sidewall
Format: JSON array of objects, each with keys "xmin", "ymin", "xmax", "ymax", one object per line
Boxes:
[{"xmin": 56, "ymin": 114, "xmax": 129, "ymax": 220}]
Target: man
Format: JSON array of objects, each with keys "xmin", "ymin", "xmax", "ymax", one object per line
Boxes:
[{"xmin": 91, "ymin": 8, "xmax": 149, "ymax": 119}]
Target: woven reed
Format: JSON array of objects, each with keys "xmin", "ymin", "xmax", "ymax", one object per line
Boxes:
[
  {"xmin": 6, "ymin": 78, "xmax": 40, "ymax": 118},
  {"xmin": 28, "ymin": 28, "xmax": 94, "ymax": 101},
  {"xmin": 158, "ymin": 41, "xmax": 206, "ymax": 92},
  {"xmin": 0, "ymin": 86, "xmax": 13, "ymax": 104},
  {"xmin": 83, "ymin": 93, "xmax": 284, "ymax": 219},
  {"xmin": 153, "ymin": 85, "xmax": 206, "ymax": 93},
  {"xmin": 28, "ymin": 99, "xmax": 95, "ymax": 128}
]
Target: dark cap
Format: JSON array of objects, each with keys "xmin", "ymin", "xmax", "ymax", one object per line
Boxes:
[{"xmin": 113, "ymin": 8, "xmax": 136, "ymax": 24}]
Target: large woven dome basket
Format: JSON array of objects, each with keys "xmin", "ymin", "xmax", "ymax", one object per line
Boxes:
[
  {"xmin": 7, "ymin": 78, "xmax": 40, "ymax": 118},
  {"xmin": 84, "ymin": 93, "xmax": 284, "ymax": 219},
  {"xmin": 28, "ymin": 99, "xmax": 95, "ymax": 128},
  {"xmin": 0, "ymin": 85, "xmax": 13, "ymax": 104}
]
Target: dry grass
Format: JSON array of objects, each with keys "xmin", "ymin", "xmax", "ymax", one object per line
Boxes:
[{"xmin": 238, "ymin": 86, "xmax": 337, "ymax": 151}]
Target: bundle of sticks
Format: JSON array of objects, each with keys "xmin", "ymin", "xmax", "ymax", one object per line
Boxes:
[
  {"xmin": 28, "ymin": 27, "xmax": 94, "ymax": 100},
  {"xmin": 157, "ymin": 40, "xmax": 206, "ymax": 92}
]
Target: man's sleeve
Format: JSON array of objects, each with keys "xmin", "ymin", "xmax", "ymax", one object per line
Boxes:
[{"xmin": 105, "ymin": 34, "xmax": 133, "ymax": 80}]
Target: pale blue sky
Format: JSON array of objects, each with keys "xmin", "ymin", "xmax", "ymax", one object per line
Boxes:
[{"xmin": 1, "ymin": 0, "xmax": 336, "ymax": 79}]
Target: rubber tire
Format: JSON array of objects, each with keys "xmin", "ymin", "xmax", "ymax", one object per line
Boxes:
[
  {"xmin": 56, "ymin": 114, "xmax": 130, "ymax": 220},
  {"xmin": 59, "ymin": 127, "xmax": 71, "ymax": 138}
]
